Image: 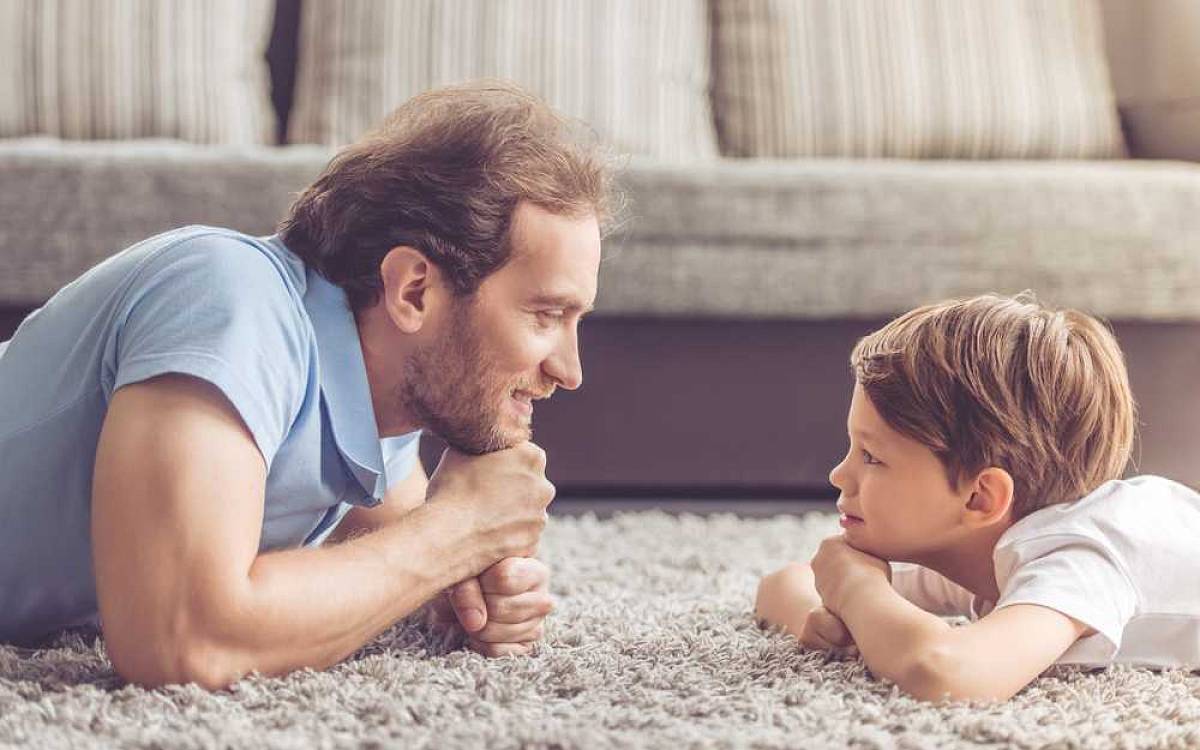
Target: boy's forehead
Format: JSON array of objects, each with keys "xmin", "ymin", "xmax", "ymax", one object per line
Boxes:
[{"xmin": 848, "ymin": 384, "xmax": 890, "ymax": 440}]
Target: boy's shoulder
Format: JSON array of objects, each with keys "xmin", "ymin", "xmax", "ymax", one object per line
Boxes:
[{"xmin": 998, "ymin": 475, "xmax": 1199, "ymax": 552}]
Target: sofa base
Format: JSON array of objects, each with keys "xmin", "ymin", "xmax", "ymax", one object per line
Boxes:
[{"xmin": 6, "ymin": 307, "xmax": 1196, "ymax": 496}]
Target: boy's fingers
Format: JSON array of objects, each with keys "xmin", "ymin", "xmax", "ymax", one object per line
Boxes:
[
  {"xmin": 450, "ymin": 577, "xmax": 487, "ymax": 632},
  {"xmin": 810, "ymin": 607, "xmax": 854, "ymax": 647}
]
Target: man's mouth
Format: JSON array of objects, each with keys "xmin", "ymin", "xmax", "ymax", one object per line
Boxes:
[{"xmin": 509, "ymin": 389, "xmax": 552, "ymax": 417}]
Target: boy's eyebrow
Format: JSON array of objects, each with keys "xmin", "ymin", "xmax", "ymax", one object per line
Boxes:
[{"xmin": 850, "ymin": 427, "xmax": 882, "ymax": 443}]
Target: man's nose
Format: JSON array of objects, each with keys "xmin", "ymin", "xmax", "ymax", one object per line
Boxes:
[{"xmin": 545, "ymin": 329, "xmax": 583, "ymax": 391}]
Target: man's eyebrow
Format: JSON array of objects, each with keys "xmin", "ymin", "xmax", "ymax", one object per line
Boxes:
[{"xmin": 531, "ymin": 294, "xmax": 595, "ymax": 314}]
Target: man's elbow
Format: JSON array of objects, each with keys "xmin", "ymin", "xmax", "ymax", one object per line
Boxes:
[
  {"xmin": 108, "ymin": 632, "xmax": 243, "ymax": 691},
  {"xmin": 896, "ymin": 646, "xmax": 1017, "ymax": 703}
]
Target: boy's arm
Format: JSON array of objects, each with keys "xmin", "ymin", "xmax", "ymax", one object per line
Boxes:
[
  {"xmin": 755, "ymin": 563, "xmax": 822, "ymax": 636},
  {"xmin": 756, "ymin": 563, "xmax": 856, "ymax": 651},
  {"xmin": 813, "ymin": 537, "xmax": 1090, "ymax": 701}
]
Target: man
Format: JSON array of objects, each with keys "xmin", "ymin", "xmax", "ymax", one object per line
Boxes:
[{"xmin": 0, "ymin": 81, "xmax": 613, "ymax": 688}]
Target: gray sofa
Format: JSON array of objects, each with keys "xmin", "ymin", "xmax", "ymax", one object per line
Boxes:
[{"xmin": 3, "ymin": 1, "xmax": 1200, "ymax": 496}]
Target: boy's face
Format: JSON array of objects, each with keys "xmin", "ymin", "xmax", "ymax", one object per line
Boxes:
[{"xmin": 828, "ymin": 383, "xmax": 970, "ymax": 562}]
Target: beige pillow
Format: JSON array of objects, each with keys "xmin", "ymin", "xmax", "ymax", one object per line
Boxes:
[
  {"xmin": 288, "ymin": 0, "xmax": 717, "ymax": 161},
  {"xmin": 712, "ymin": 0, "xmax": 1126, "ymax": 159},
  {"xmin": 0, "ymin": 0, "xmax": 276, "ymax": 145}
]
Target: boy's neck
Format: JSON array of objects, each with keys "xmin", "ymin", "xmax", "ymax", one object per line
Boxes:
[{"xmin": 917, "ymin": 521, "xmax": 1013, "ymax": 605}]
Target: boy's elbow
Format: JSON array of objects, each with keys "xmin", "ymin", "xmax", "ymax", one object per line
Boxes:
[{"xmin": 897, "ymin": 646, "xmax": 1016, "ymax": 703}]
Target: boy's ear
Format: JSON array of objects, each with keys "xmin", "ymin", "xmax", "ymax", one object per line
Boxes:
[
  {"xmin": 963, "ymin": 467, "xmax": 1015, "ymax": 528},
  {"xmin": 379, "ymin": 246, "xmax": 438, "ymax": 334}
]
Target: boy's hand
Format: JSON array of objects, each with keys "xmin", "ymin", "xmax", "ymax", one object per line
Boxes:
[
  {"xmin": 810, "ymin": 535, "xmax": 891, "ymax": 614},
  {"xmin": 799, "ymin": 605, "xmax": 858, "ymax": 654},
  {"xmin": 448, "ymin": 557, "xmax": 553, "ymax": 657}
]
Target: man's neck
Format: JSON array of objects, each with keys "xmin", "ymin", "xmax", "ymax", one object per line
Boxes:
[{"xmin": 355, "ymin": 305, "xmax": 423, "ymax": 438}]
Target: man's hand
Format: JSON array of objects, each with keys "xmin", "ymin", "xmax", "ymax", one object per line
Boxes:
[
  {"xmin": 426, "ymin": 444, "xmax": 555, "ymax": 574},
  {"xmin": 439, "ymin": 557, "xmax": 553, "ymax": 657},
  {"xmin": 810, "ymin": 535, "xmax": 891, "ymax": 615}
]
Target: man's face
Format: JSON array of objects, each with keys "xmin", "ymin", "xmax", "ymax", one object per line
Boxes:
[
  {"xmin": 400, "ymin": 203, "xmax": 601, "ymax": 454},
  {"xmin": 827, "ymin": 383, "xmax": 969, "ymax": 562}
]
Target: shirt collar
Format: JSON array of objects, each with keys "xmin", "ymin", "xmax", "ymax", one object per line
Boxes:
[{"xmin": 302, "ymin": 268, "xmax": 386, "ymax": 500}]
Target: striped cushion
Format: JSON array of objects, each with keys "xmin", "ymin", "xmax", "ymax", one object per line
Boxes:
[
  {"xmin": 288, "ymin": 0, "xmax": 717, "ymax": 161},
  {"xmin": 0, "ymin": 0, "xmax": 276, "ymax": 145},
  {"xmin": 712, "ymin": 0, "xmax": 1126, "ymax": 159}
]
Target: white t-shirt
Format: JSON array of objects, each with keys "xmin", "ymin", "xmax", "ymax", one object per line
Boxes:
[{"xmin": 890, "ymin": 476, "xmax": 1200, "ymax": 668}]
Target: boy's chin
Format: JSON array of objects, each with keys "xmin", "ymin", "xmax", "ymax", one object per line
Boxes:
[{"xmin": 844, "ymin": 535, "xmax": 904, "ymax": 562}]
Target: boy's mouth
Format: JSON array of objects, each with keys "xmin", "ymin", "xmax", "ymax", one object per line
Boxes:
[{"xmin": 836, "ymin": 502, "xmax": 864, "ymax": 526}]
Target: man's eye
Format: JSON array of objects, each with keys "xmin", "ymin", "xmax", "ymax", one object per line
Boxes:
[
  {"xmin": 861, "ymin": 449, "xmax": 881, "ymax": 465},
  {"xmin": 536, "ymin": 310, "xmax": 565, "ymax": 324}
]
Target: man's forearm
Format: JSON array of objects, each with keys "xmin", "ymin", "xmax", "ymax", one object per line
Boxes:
[
  {"xmin": 193, "ymin": 501, "xmax": 481, "ymax": 687},
  {"xmin": 835, "ymin": 577, "xmax": 953, "ymax": 693}
]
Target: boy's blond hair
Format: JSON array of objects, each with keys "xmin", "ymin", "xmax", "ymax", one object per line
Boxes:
[{"xmin": 851, "ymin": 293, "xmax": 1136, "ymax": 520}]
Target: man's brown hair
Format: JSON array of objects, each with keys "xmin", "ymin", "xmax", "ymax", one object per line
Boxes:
[
  {"xmin": 279, "ymin": 80, "xmax": 617, "ymax": 310},
  {"xmin": 850, "ymin": 293, "xmax": 1136, "ymax": 519}
]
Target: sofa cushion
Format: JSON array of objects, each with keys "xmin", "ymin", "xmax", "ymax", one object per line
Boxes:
[
  {"xmin": 286, "ymin": 0, "xmax": 717, "ymax": 162},
  {"xmin": 0, "ymin": 0, "xmax": 276, "ymax": 145},
  {"xmin": 711, "ymin": 0, "xmax": 1126, "ymax": 159},
  {"xmin": 3, "ymin": 141, "xmax": 1200, "ymax": 322},
  {"xmin": 1099, "ymin": 0, "xmax": 1200, "ymax": 161},
  {"xmin": 610, "ymin": 158, "xmax": 1200, "ymax": 320}
]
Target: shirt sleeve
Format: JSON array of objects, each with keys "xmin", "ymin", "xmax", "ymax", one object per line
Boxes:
[
  {"xmin": 993, "ymin": 536, "xmax": 1139, "ymax": 658},
  {"xmin": 890, "ymin": 562, "xmax": 975, "ymax": 616},
  {"xmin": 106, "ymin": 233, "xmax": 311, "ymax": 468}
]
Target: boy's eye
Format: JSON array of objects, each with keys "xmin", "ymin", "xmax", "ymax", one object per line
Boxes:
[{"xmin": 861, "ymin": 449, "xmax": 881, "ymax": 465}]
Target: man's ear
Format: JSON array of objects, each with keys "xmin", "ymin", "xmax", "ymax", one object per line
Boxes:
[
  {"xmin": 379, "ymin": 246, "xmax": 437, "ymax": 333},
  {"xmin": 963, "ymin": 467, "xmax": 1015, "ymax": 528}
]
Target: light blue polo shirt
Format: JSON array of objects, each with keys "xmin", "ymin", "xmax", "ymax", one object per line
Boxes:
[{"xmin": 0, "ymin": 226, "xmax": 421, "ymax": 643}]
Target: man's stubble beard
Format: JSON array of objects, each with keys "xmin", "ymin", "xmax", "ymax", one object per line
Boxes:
[{"xmin": 398, "ymin": 300, "xmax": 533, "ymax": 455}]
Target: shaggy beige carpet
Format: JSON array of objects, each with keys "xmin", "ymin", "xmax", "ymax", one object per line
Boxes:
[{"xmin": 1, "ymin": 511, "xmax": 1198, "ymax": 748}]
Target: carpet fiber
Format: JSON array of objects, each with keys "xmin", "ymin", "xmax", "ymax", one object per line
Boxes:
[{"xmin": 2, "ymin": 511, "xmax": 1198, "ymax": 748}]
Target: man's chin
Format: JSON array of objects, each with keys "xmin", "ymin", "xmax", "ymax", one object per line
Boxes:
[{"xmin": 437, "ymin": 422, "xmax": 530, "ymax": 455}]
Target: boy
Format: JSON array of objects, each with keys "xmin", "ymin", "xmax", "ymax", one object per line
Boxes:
[{"xmin": 755, "ymin": 294, "xmax": 1200, "ymax": 702}]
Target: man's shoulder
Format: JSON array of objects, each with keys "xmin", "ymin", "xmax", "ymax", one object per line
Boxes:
[{"xmin": 132, "ymin": 226, "xmax": 308, "ymax": 301}]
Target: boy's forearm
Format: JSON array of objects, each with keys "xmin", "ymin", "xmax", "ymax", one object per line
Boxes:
[
  {"xmin": 757, "ymin": 563, "xmax": 823, "ymax": 637},
  {"xmin": 835, "ymin": 576, "xmax": 954, "ymax": 694}
]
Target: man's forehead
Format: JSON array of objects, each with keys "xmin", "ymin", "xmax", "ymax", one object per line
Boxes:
[{"xmin": 504, "ymin": 204, "xmax": 600, "ymax": 297}]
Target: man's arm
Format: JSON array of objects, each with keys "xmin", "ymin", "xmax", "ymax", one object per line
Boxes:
[
  {"xmin": 92, "ymin": 375, "xmax": 550, "ymax": 689},
  {"xmin": 327, "ymin": 457, "xmax": 430, "ymax": 544},
  {"xmin": 812, "ymin": 539, "xmax": 1087, "ymax": 702},
  {"xmin": 327, "ymin": 459, "xmax": 554, "ymax": 658}
]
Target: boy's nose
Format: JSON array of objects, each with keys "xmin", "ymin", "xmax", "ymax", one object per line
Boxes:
[{"xmin": 828, "ymin": 457, "xmax": 850, "ymax": 491}]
